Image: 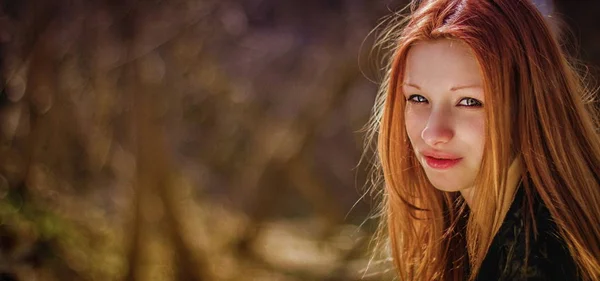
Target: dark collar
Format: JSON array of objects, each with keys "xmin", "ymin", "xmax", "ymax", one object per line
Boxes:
[{"xmin": 474, "ymin": 178, "xmax": 580, "ymax": 280}]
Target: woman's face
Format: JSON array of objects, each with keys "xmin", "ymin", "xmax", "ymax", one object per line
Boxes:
[{"xmin": 403, "ymin": 39, "xmax": 485, "ymax": 198}]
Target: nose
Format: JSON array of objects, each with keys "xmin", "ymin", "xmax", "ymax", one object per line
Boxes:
[{"xmin": 421, "ymin": 108, "xmax": 454, "ymax": 147}]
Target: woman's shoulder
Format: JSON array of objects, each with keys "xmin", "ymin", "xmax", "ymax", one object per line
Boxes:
[{"xmin": 475, "ymin": 178, "xmax": 580, "ymax": 280}]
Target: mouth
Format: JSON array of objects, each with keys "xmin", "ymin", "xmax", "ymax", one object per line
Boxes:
[
  {"xmin": 423, "ymin": 156, "xmax": 462, "ymax": 169},
  {"xmin": 421, "ymin": 150, "xmax": 462, "ymax": 169}
]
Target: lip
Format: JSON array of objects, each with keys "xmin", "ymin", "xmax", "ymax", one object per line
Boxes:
[{"xmin": 420, "ymin": 150, "xmax": 462, "ymax": 170}]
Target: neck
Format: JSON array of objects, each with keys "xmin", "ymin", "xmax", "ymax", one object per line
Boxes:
[
  {"xmin": 460, "ymin": 187, "xmax": 475, "ymax": 208},
  {"xmin": 460, "ymin": 158, "xmax": 522, "ymax": 213}
]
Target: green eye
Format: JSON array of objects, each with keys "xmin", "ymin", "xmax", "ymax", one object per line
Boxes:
[{"xmin": 458, "ymin": 97, "xmax": 483, "ymax": 107}]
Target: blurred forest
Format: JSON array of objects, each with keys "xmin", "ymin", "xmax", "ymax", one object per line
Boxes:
[{"xmin": 0, "ymin": 0, "xmax": 598, "ymax": 281}]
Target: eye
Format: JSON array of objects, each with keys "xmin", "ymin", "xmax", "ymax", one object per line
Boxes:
[
  {"xmin": 406, "ymin": 94, "xmax": 428, "ymax": 104},
  {"xmin": 458, "ymin": 97, "xmax": 483, "ymax": 107}
]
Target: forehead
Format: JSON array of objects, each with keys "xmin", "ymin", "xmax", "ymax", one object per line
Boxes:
[{"xmin": 403, "ymin": 39, "xmax": 482, "ymax": 87}]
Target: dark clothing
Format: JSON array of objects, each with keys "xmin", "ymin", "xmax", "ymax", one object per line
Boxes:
[{"xmin": 474, "ymin": 178, "xmax": 580, "ymax": 280}]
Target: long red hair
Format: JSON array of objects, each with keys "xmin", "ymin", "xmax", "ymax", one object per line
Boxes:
[{"xmin": 367, "ymin": 0, "xmax": 600, "ymax": 280}]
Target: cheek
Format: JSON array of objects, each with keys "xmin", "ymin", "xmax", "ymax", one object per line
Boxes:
[
  {"xmin": 404, "ymin": 106, "xmax": 427, "ymax": 144},
  {"xmin": 460, "ymin": 114, "xmax": 486, "ymax": 156}
]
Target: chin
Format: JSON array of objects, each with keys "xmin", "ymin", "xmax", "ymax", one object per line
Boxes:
[
  {"xmin": 431, "ymin": 182, "xmax": 463, "ymax": 193},
  {"xmin": 420, "ymin": 160, "xmax": 478, "ymax": 191},
  {"xmin": 425, "ymin": 172, "xmax": 470, "ymax": 193}
]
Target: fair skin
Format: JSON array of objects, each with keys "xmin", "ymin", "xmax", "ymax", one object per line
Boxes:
[{"xmin": 403, "ymin": 39, "xmax": 485, "ymax": 206}]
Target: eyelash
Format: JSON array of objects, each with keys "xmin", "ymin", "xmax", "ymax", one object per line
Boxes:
[{"xmin": 405, "ymin": 94, "xmax": 483, "ymax": 107}]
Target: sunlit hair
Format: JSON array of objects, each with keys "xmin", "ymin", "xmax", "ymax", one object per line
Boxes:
[{"xmin": 365, "ymin": 0, "xmax": 600, "ymax": 280}]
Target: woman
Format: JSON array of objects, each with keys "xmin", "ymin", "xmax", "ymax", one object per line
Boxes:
[{"xmin": 366, "ymin": 0, "xmax": 600, "ymax": 280}]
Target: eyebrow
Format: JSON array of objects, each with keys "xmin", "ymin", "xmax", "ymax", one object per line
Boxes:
[{"xmin": 403, "ymin": 83, "xmax": 482, "ymax": 91}]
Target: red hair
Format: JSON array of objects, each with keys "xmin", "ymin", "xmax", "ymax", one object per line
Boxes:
[{"xmin": 367, "ymin": 0, "xmax": 600, "ymax": 280}]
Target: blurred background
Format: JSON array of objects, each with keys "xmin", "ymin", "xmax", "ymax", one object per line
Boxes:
[{"xmin": 0, "ymin": 0, "xmax": 597, "ymax": 280}]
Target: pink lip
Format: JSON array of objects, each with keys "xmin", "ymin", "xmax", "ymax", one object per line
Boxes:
[
  {"xmin": 424, "ymin": 156, "xmax": 462, "ymax": 169},
  {"xmin": 421, "ymin": 150, "xmax": 462, "ymax": 170}
]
